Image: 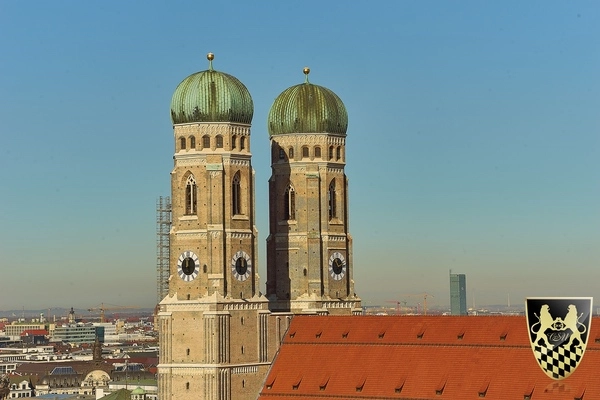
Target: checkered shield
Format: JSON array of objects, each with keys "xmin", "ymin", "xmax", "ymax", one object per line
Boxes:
[{"xmin": 526, "ymin": 297, "xmax": 592, "ymax": 380}]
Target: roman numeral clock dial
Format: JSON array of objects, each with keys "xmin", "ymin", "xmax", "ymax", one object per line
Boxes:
[
  {"xmin": 328, "ymin": 252, "xmax": 346, "ymax": 281},
  {"xmin": 231, "ymin": 250, "xmax": 252, "ymax": 281},
  {"xmin": 177, "ymin": 251, "xmax": 200, "ymax": 282}
]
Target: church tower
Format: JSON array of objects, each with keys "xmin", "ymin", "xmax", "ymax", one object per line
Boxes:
[
  {"xmin": 266, "ymin": 68, "xmax": 361, "ymax": 315},
  {"xmin": 157, "ymin": 54, "xmax": 273, "ymax": 400}
]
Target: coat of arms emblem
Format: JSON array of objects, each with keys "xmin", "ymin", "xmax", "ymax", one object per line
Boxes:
[{"xmin": 525, "ymin": 297, "xmax": 592, "ymax": 380}]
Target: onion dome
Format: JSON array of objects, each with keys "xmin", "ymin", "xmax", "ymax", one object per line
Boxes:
[
  {"xmin": 170, "ymin": 53, "xmax": 253, "ymax": 124},
  {"xmin": 268, "ymin": 67, "xmax": 348, "ymax": 136}
]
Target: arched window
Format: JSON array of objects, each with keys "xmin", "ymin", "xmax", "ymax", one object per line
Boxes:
[
  {"xmin": 232, "ymin": 135, "xmax": 237, "ymax": 150},
  {"xmin": 279, "ymin": 148, "xmax": 286, "ymax": 160},
  {"xmin": 329, "ymin": 146, "xmax": 334, "ymax": 160},
  {"xmin": 216, "ymin": 135, "xmax": 223, "ymax": 148},
  {"xmin": 240, "ymin": 136, "xmax": 246, "ymax": 150},
  {"xmin": 284, "ymin": 185, "xmax": 296, "ymax": 220},
  {"xmin": 180, "ymin": 137, "xmax": 186, "ymax": 150},
  {"xmin": 202, "ymin": 135, "xmax": 210, "ymax": 149},
  {"xmin": 232, "ymin": 172, "xmax": 241, "ymax": 215},
  {"xmin": 302, "ymin": 146, "xmax": 309, "ymax": 158},
  {"xmin": 336, "ymin": 146, "xmax": 341, "ymax": 160},
  {"xmin": 185, "ymin": 175, "xmax": 197, "ymax": 215},
  {"xmin": 328, "ymin": 179, "xmax": 336, "ymax": 219},
  {"xmin": 288, "ymin": 147, "xmax": 294, "ymax": 159},
  {"xmin": 315, "ymin": 146, "xmax": 321, "ymax": 158},
  {"xmin": 190, "ymin": 136, "xmax": 196, "ymax": 149}
]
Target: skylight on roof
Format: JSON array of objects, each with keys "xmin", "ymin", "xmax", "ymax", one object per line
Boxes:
[{"xmin": 50, "ymin": 366, "xmax": 76, "ymax": 375}]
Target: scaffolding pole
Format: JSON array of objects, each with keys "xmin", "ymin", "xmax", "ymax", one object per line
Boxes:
[{"xmin": 156, "ymin": 196, "xmax": 172, "ymax": 304}]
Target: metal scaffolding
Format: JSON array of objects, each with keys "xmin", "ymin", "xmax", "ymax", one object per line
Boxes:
[{"xmin": 156, "ymin": 196, "xmax": 172, "ymax": 304}]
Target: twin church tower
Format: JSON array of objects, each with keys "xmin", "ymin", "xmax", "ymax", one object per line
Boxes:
[{"xmin": 157, "ymin": 53, "xmax": 361, "ymax": 399}]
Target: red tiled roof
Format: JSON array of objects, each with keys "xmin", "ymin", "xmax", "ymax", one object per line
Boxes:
[
  {"xmin": 14, "ymin": 360, "xmax": 113, "ymax": 376},
  {"xmin": 20, "ymin": 329, "xmax": 48, "ymax": 336},
  {"xmin": 259, "ymin": 315, "xmax": 600, "ymax": 399}
]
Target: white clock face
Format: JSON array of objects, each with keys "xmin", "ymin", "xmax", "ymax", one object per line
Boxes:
[
  {"xmin": 231, "ymin": 250, "xmax": 252, "ymax": 282},
  {"xmin": 177, "ymin": 251, "xmax": 200, "ymax": 282},
  {"xmin": 328, "ymin": 251, "xmax": 346, "ymax": 281}
]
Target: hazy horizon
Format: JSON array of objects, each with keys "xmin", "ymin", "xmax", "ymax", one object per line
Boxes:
[{"xmin": 1, "ymin": 1, "xmax": 598, "ymax": 310}]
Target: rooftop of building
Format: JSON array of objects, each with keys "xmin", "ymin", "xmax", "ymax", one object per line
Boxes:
[{"xmin": 259, "ymin": 315, "xmax": 600, "ymax": 400}]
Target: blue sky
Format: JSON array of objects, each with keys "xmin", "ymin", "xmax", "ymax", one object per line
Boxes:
[{"xmin": 1, "ymin": 1, "xmax": 598, "ymax": 312}]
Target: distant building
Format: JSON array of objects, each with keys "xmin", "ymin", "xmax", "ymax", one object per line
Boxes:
[
  {"xmin": 93, "ymin": 323, "xmax": 118, "ymax": 343},
  {"xmin": 0, "ymin": 362, "xmax": 17, "ymax": 375},
  {"xmin": 21, "ymin": 329, "xmax": 49, "ymax": 345},
  {"xmin": 450, "ymin": 273, "xmax": 467, "ymax": 315},
  {"xmin": 53, "ymin": 325, "xmax": 104, "ymax": 345},
  {"xmin": 7, "ymin": 376, "xmax": 34, "ymax": 399},
  {"xmin": 4, "ymin": 323, "xmax": 45, "ymax": 338}
]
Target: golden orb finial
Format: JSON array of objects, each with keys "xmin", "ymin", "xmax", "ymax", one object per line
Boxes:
[
  {"xmin": 207, "ymin": 52, "xmax": 214, "ymax": 70},
  {"xmin": 303, "ymin": 66, "xmax": 310, "ymax": 83}
]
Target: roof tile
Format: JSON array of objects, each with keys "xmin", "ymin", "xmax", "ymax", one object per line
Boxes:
[{"xmin": 259, "ymin": 315, "xmax": 600, "ymax": 400}]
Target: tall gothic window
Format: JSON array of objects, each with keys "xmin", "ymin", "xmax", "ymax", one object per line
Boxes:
[
  {"xmin": 315, "ymin": 146, "xmax": 321, "ymax": 158},
  {"xmin": 284, "ymin": 185, "xmax": 296, "ymax": 220},
  {"xmin": 202, "ymin": 135, "xmax": 210, "ymax": 149},
  {"xmin": 180, "ymin": 137, "xmax": 186, "ymax": 150},
  {"xmin": 232, "ymin": 172, "xmax": 241, "ymax": 215},
  {"xmin": 328, "ymin": 179, "xmax": 336, "ymax": 219},
  {"xmin": 302, "ymin": 146, "xmax": 309, "ymax": 158},
  {"xmin": 232, "ymin": 135, "xmax": 237, "ymax": 150},
  {"xmin": 190, "ymin": 136, "xmax": 196, "ymax": 149},
  {"xmin": 240, "ymin": 136, "xmax": 246, "ymax": 150},
  {"xmin": 185, "ymin": 175, "xmax": 197, "ymax": 215},
  {"xmin": 279, "ymin": 148, "xmax": 286, "ymax": 160},
  {"xmin": 336, "ymin": 146, "xmax": 341, "ymax": 160},
  {"xmin": 328, "ymin": 146, "xmax": 334, "ymax": 160},
  {"xmin": 216, "ymin": 135, "xmax": 223, "ymax": 148}
]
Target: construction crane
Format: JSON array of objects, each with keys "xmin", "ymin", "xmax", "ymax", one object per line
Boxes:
[
  {"xmin": 421, "ymin": 293, "xmax": 434, "ymax": 315},
  {"xmin": 87, "ymin": 303, "xmax": 138, "ymax": 323},
  {"xmin": 385, "ymin": 300, "xmax": 408, "ymax": 315},
  {"xmin": 401, "ymin": 293, "xmax": 435, "ymax": 315}
]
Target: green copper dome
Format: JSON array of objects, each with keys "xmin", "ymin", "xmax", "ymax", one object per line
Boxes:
[
  {"xmin": 268, "ymin": 68, "xmax": 348, "ymax": 136},
  {"xmin": 131, "ymin": 387, "xmax": 146, "ymax": 395},
  {"xmin": 170, "ymin": 53, "xmax": 253, "ymax": 125}
]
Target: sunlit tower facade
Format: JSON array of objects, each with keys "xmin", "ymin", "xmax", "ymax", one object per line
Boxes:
[
  {"xmin": 266, "ymin": 68, "xmax": 361, "ymax": 315},
  {"xmin": 157, "ymin": 54, "xmax": 273, "ymax": 400}
]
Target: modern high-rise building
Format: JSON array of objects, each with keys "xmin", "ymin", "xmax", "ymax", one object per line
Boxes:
[
  {"xmin": 450, "ymin": 273, "xmax": 467, "ymax": 315},
  {"xmin": 52, "ymin": 325, "xmax": 105, "ymax": 345}
]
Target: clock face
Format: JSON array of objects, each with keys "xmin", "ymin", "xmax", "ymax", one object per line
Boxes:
[
  {"xmin": 177, "ymin": 251, "xmax": 200, "ymax": 282},
  {"xmin": 231, "ymin": 250, "xmax": 252, "ymax": 281},
  {"xmin": 328, "ymin": 251, "xmax": 346, "ymax": 281}
]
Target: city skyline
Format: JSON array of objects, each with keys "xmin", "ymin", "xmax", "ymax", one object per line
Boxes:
[{"xmin": 1, "ymin": 1, "xmax": 598, "ymax": 310}]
